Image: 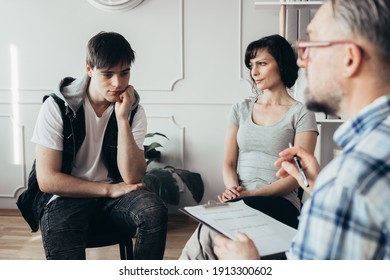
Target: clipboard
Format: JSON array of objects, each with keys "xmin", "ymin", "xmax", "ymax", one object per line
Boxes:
[
  {"xmin": 180, "ymin": 200, "xmax": 297, "ymax": 259},
  {"xmin": 180, "ymin": 201, "xmax": 231, "ymax": 240}
]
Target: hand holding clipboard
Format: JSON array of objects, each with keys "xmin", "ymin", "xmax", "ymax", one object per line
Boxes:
[{"xmin": 180, "ymin": 200, "xmax": 297, "ymax": 259}]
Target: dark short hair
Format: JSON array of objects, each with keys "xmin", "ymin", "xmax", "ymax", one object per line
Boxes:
[
  {"xmin": 244, "ymin": 34, "xmax": 298, "ymax": 88},
  {"xmin": 86, "ymin": 31, "xmax": 135, "ymax": 69}
]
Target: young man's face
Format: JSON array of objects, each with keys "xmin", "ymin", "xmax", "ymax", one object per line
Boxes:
[{"xmin": 86, "ymin": 63, "xmax": 131, "ymax": 103}]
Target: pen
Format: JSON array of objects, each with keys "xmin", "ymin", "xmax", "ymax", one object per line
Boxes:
[{"xmin": 288, "ymin": 142, "xmax": 309, "ymax": 188}]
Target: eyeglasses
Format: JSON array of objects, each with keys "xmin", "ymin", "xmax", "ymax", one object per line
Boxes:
[{"xmin": 295, "ymin": 40, "xmax": 356, "ymax": 61}]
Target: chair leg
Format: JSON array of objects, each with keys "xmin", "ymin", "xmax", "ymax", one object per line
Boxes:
[
  {"xmin": 119, "ymin": 239, "xmax": 134, "ymax": 260},
  {"xmin": 119, "ymin": 242, "xmax": 126, "ymax": 260},
  {"xmin": 125, "ymin": 239, "xmax": 134, "ymax": 260}
]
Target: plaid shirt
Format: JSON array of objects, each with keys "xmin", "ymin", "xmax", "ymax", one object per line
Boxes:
[{"xmin": 286, "ymin": 95, "xmax": 390, "ymax": 259}]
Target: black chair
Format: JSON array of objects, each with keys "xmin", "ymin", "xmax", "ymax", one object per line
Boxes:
[
  {"xmin": 298, "ymin": 187, "xmax": 304, "ymax": 207},
  {"xmin": 86, "ymin": 226, "xmax": 136, "ymax": 260}
]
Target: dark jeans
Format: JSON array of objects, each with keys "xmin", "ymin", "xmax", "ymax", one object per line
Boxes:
[
  {"xmin": 40, "ymin": 190, "xmax": 168, "ymax": 260},
  {"xmin": 232, "ymin": 196, "xmax": 300, "ymax": 229}
]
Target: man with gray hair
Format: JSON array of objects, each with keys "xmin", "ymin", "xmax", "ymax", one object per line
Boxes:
[{"xmin": 214, "ymin": 0, "xmax": 390, "ymax": 259}]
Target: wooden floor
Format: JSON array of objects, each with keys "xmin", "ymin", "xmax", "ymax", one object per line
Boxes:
[{"xmin": 0, "ymin": 209, "xmax": 198, "ymax": 260}]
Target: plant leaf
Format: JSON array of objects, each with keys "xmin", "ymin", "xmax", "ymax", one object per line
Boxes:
[
  {"xmin": 144, "ymin": 147, "xmax": 161, "ymax": 165},
  {"xmin": 141, "ymin": 168, "xmax": 180, "ymax": 205},
  {"xmin": 173, "ymin": 169, "xmax": 204, "ymax": 203},
  {"xmin": 145, "ymin": 132, "xmax": 169, "ymax": 140},
  {"xmin": 144, "ymin": 142, "xmax": 163, "ymax": 153}
]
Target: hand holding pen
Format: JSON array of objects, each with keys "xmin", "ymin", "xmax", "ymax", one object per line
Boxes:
[
  {"xmin": 274, "ymin": 143, "xmax": 320, "ymax": 194},
  {"xmin": 289, "ymin": 142, "xmax": 309, "ymax": 187}
]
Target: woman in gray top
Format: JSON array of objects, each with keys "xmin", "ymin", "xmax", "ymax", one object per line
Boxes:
[
  {"xmin": 218, "ymin": 34, "xmax": 318, "ymax": 229},
  {"xmin": 179, "ymin": 34, "xmax": 318, "ymax": 259}
]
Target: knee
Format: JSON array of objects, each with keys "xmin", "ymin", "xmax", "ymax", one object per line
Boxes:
[
  {"xmin": 135, "ymin": 192, "xmax": 168, "ymax": 227},
  {"xmin": 198, "ymin": 224, "xmax": 218, "ymax": 244}
]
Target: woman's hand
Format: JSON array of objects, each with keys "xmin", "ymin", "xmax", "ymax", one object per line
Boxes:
[{"xmin": 217, "ymin": 185, "xmax": 246, "ymax": 202}]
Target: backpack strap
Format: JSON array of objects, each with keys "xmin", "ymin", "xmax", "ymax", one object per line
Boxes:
[{"xmin": 129, "ymin": 105, "xmax": 138, "ymax": 126}]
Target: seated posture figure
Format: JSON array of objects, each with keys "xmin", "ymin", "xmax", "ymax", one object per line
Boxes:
[
  {"xmin": 215, "ymin": 0, "xmax": 390, "ymax": 260},
  {"xmin": 179, "ymin": 34, "xmax": 318, "ymax": 260},
  {"xmin": 17, "ymin": 31, "xmax": 168, "ymax": 259}
]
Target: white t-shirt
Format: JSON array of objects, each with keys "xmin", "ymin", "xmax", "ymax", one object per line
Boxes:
[{"xmin": 32, "ymin": 96, "xmax": 147, "ymax": 183}]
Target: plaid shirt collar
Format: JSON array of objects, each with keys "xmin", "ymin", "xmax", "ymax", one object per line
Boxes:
[{"xmin": 334, "ymin": 95, "xmax": 390, "ymax": 150}]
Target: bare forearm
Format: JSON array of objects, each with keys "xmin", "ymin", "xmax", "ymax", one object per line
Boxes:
[
  {"xmin": 37, "ymin": 171, "xmax": 112, "ymax": 197},
  {"xmin": 38, "ymin": 171, "xmax": 145, "ymax": 199},
  {"xmin": 34, "ymin": 143, "xmax": 145, "ymax": 198},
  {"xmin": 250, "ymin": 176, "xmax": 299, "ymax": 197},
  {"xmin": 117, "ymin": 118, "xmax": 146, "ymax": 184},
  {"xmin": 223, "ymin": 164, "xmax": 240, "ymax": 188}
]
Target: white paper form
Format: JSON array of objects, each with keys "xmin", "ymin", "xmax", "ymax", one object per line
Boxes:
[{"xmin": 182, "ymin": 200, "xmax": 297, "ymax": 258}]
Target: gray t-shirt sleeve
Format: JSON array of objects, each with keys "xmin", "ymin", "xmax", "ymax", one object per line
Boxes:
[
  {"xmin": 294, "ymin": 103, "xmax": 319, "ymax": 135},
  {"xmin": 228, "ymin": 102, "xmax": 241, "ymax": 126},
  {"xmin": 228, "ymin": 99, "xmax": 253, "ymax": 126}
]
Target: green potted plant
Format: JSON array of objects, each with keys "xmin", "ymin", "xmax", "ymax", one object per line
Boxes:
[{"xmin": 141, "ymin": 132, "xmax": 204, "ymax": 205}]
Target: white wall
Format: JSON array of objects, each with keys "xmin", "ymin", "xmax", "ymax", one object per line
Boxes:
[{"xmin": 0, "ymin": 0, "xmax": 316, "ymax": 211}]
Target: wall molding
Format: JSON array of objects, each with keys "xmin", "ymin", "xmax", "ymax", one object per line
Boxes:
[
  {"xmin": 0, "ymin": 115, "xmax": 27, "ymax": 198},
  {"xmin": 0, "ymin": 0, "xmax": 184, "ymax": 93},
  {"xmin": 169, "ymin": 0, "xmax": 185, "ymax": 91},
  {"xmin": 238, "ymin": 0, "xmax": 251, "ymax": 86},
  {"xmin": 136, "ymin": 0, "xmax": 184, "ymax": 92},
  {"xmin": 0, "ymin": 185, "xmax": 25, "ymax": 199},
  {"xmin": 87, "ymin": 0, "xmax": 144, "ymax": 13},
  {"xmin": 147, "ymin": 114, "xmax": 185, "ymax": 169}
]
